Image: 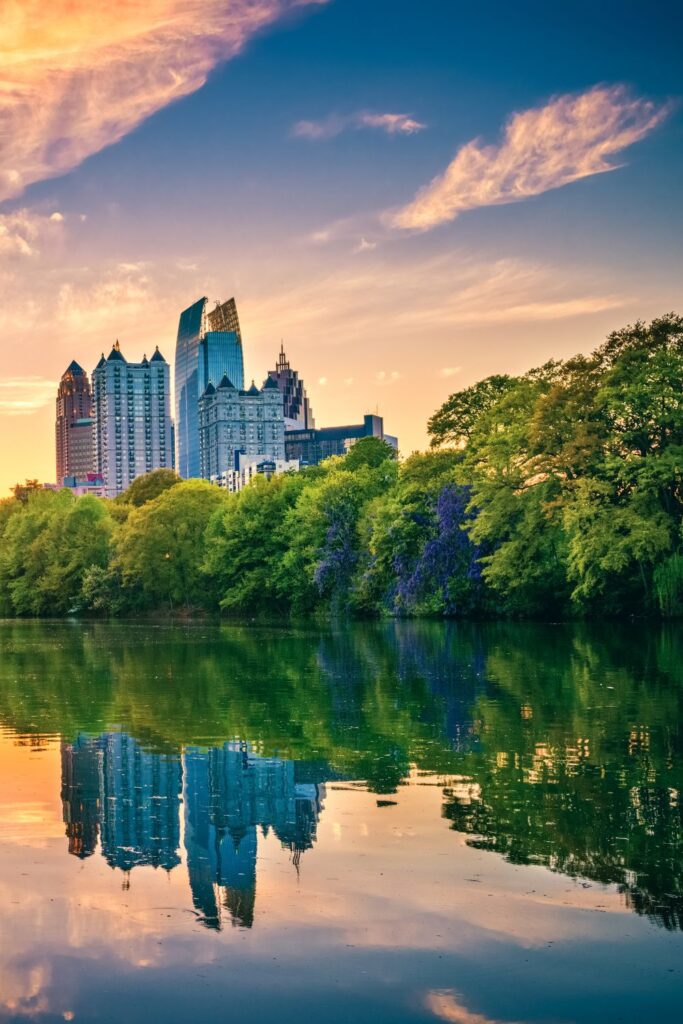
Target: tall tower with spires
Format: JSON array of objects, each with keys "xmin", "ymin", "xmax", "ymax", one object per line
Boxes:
[
  {"xmin": 55, "ymin": 360, "xmax": 94, "ymax": 483},
  {"xmin": 267, "ymin": 343, "xmax": 315, "ymax": 430}
]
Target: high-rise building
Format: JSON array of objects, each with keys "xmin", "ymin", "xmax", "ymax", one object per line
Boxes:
[
  {"xmin": 55, "ymin": 361, "xmax": 94, "ymax": 484},
  {"xmin": 99, "ymin": 732, "xmax": 182, "ymax": 873},
  {"xmin": 183, "ymin": 742, "xmax": 325, "ymax": 930},
  {"xmin": 198, "ymin": 375, "xmax": 285, "ymax": 481},
  {"xmin": 92, "ymin": 342, "xmax": 174, "ymax": 498},
  {"xmin": 285, "ymin": 414, "xmax": 398, "ymax": 466},
  {"xmin": 267, "ymin": 344, "xmax": 315, "ymax": 430},
  {"xmin": 175, "ymin": 297, "xmax": 245, "ymax": 478}
]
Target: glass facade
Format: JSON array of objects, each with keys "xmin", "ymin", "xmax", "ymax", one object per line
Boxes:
[
  {"xmin": 200, "ymin": 331, "xmax": 243, "ymax": 393},
  {"xmin": 175, "ymin": 298, "xmax": 244, "ymax": 478}
]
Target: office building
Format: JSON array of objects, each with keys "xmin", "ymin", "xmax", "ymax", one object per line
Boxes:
[
  {"xmin": 285, "ymin": 413, "xmax": 398, "ymax": 466},
  {"xmin": 55, "ymin": 361, "xmax": 94, "ymax": 483},
  {"xmin": 175, "ymin": 296, "xmax": 244, "ymax": 478},
  {"xmin": 183, "ymin": 742, "xmax": 326, "ymax": 930},
  {"xmin": 198, "ymin": 375, "xmax": 285, "ymax": 481},
  {"xmin": 92, "ymin": 342, "xmax": 174, "ymax": 499},
  {"xmin": 267, "ymin": 344, "xmax": 315, "ymax": 430},
  {"xmin": 99, "ymin": 732, "xmax": 182, "ymax": 873}
]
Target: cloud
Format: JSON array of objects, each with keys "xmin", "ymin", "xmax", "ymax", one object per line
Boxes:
[
  {"xmin": 354, "ymin": 237, "xmax": 377, "ymax": 253},
  {"xmin": 293, "ymin": 110, "xmax": 426, "ymax": 140},
  {"xmin": 0, "ymin": 377, "xmax": 55, "ymax": 416},
  {"xmin": 245, "ymin": 252, "xmax": 624, "ymax": 345},
  {"xmin": 426, "ymin": 989, "xmax": 523, "ymax": 1024},
  {"xmin": 56, "ymin": 263, "xmax": 155, "ymax": 336},
  {"xmin": 0, "ymin": 0, "xmax": 327, "ymax": 202},
  {"xmin": 376, "ymin": 370, "xmax": 401, "ymax": 384},
  {"xmin": 439, "ymin": 367, "xmax": 461, "ymax": 378},
  {"xmin": 390, "ymin": 85, "xmax": 670, "ymax": 230},
  {"xmin": 318, "ymin": 376, "xmax": 328, "ymax": 385},
  {"xmin": 0, "ymin": 209, "xmax": 64, "ymax": 257}
]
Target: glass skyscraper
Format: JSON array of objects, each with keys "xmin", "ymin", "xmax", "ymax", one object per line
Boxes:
[{"xmin": 174, "ymin": 296, "xmax": 244, "ymax": 478}]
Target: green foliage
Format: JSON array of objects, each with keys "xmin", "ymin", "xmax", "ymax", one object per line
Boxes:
[
  {"xmin": 343, "ymin": 435, "xmax": 396, "ymax": 470},
  {"xmin": 113, "ymin": 480, "xmax": 228, "ymax": 609},
  {"xmin": 204, "ymin": 472, "xmax": 307, "ymax": 614},
  {"xmin": 429, "ymin": 313, "xmax": 683, "ymax": 617},
  {"xmin": 653, "ymin": 552, "xmax": 683, "ymax": 618},
  {"xmin": 115, "ymin": 468, "xmax": 180, "ymax": 507},
  {"xmin": 428, "ymin": 374, "xmax": 515, "ymax": 448},
  {"xmin": 0, "ymin": 490, "xmax": 113, "ymax": 615}
]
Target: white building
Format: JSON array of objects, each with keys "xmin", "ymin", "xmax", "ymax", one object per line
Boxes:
[
  {"xmin": 198, "ymin": 374, "xmax": 286, "ymax": 480},
  {"xmin": 92, "ymin": 342, "xmax": 174, "ymax": 498},
  {"xmin": 211, "ymin": 454, "xmax": 300, "ymax": 493}
]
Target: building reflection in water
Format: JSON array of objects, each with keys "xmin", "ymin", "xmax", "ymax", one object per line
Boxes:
[{"xmin": 60, "ymin": 734, "xmax": 326, "ymax": 928}]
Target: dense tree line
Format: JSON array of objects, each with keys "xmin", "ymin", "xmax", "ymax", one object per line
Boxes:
[{"xmin": 0, "ymin": 313, "xmax": 681, "ymax": 618}]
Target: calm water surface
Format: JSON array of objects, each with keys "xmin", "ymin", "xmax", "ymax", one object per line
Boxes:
[{"xmin": 0, "ymin": 621, "xmax": 681, "ymax": 1023}]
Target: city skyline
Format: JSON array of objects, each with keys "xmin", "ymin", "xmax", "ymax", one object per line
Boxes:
[{"xmin": 1, "ymin": 0, "xmax": 682, "ymax": 495}]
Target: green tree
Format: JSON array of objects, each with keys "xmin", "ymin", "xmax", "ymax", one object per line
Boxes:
[
  {"xmin": 0, "ymin": 490, "xmax": 113, "ymax": 615},
  {"xmin": 115, "ymin": 480, "xmax": 227, "ymax": 609},
  {"xmin": 115, "ymin": 468, "xmax": 181, "ymax": 507},
  {"xmin": 428, "ymin": 374, "xmax": 515, "ymax": 448},
  {"xmin": 204, "ymin": 472, "xmax": 308, "ymax": 614}
]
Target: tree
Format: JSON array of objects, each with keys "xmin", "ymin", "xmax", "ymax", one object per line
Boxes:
[
  {"xmin": 114, "ymin": 480, "xmax": 227, "ymax": 609},
  {"xmin": 280, "ymin": 461, "xmax": 397, "ymax": 615},
  {"xmin": 11, "ymin": 479, "xmax": 42, "ymax": 504},
  {"xmin": 204, "ymin": 472, "xmax": 308, "ymax": 614},
  {"xmin": 116, "ymin": 468, "xmax": 181, "ymax": 507},
  {"xmin": 428, "ymin": 375, "xmax": 515, "ymax": 448},
  {"xmin": 0, "ymin": 490, "xmax": 113, "ymax": 615},
  {"xmin": 344, "ymin": 436, "xmax": 397, "ymax": 471}
]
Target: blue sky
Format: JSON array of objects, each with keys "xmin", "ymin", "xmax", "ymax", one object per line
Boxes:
[{"xmin": 1, "ymin": 0, "xmax": 682, "ymax": 490}]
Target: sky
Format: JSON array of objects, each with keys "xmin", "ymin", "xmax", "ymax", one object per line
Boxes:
[{"xmin": 1, "ymin": 0, "xmax": 682, "ymax": 493}]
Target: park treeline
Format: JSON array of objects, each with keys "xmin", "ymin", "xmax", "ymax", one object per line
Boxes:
[{"xmin": 0, "ymin": 313, "xmax": 681, "ymax": 619}]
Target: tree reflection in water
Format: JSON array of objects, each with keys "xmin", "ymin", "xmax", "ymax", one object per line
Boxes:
[{"xmin": 0, "ymin": 620, "xmax": 681, "ymax": 930}]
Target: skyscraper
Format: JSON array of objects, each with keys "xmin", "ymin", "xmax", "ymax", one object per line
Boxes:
[
  {"xmin": 55, "ymin": 360, "xmax": 94, "ymax": 483},
  {"xmin": 267, "ymin": 344, "xmax": 315, "ymax": 430},
  {"xmin": 198, "ymin": 375, "xmax": 285, "ymax": 481},
  {"xmin": 92, "ymin": 342, "xmax": 174, "ymax": 498},
  {"xmin": 174, "ymin": 296, "xmax": 245, "ymax": 478}
]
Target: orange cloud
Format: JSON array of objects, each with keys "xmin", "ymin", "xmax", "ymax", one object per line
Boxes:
[
  {"xmin": 390, "ymin": 85, "xmax": 670, "ymax": 230},
  {"xmin": 0, "ymin": 0, "xmax": 327, "ymax": 202},
  {"xmin": 0, "ymin": 208, "xmax": 64, "ymax": 257},
  {"xmin": 426, "ymin": 990, "xmax": 524, "ymax": 1024}
]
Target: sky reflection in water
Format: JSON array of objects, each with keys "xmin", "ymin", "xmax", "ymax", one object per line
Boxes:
[{"xmin": 0, "ymin": 621, "xmax": 681, "ymax": 1023}]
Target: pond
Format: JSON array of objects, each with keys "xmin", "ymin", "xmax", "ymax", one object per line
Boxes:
[{"xmin": 0, "ymin": 621, "xmax": 681, "ymax": 1023}]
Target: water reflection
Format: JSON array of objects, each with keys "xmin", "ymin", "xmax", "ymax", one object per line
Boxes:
[
  {"xmin": 1, "ymin": 620, "xmax": 682, "ymax": 934},
  {"xmin": 60, "ymin": 733, "xmax": 325, "ymax": 928}
]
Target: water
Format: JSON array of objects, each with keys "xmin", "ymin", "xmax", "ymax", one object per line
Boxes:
[{"xmin": 0, "ymin": 620, "xmax": 681, "ymax": 1023}]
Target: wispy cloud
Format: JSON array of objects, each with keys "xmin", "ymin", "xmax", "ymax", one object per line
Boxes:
[
  {"xmin": 0, "ymin": 0, "xmax": 327, "ymax": 202},
  {"xmin": 439, "ymin": 367, "xmax": 461, "ymax": 378},
  {"xmin": 0, "ymin": 209, "xmax": 64, "ymax": 257},
  {"xmin": 56, "ymin": 263, "xmax": 155, "ymax": 337},
  {"xmin": 426, "ymin": 989, "xmax": 523, "ymax": 1024},
  {"xmin": 0, "ymin": 377, "xmax": 55, "ymax": 416},
  {"xmin": 245, "ymin": 251, "xmax": 624, "ymax": 343},
  {"xmin": 389, "ymin": 85, "xmax": 670, "ymax": 230},
  {"xmin": 293, "ymin": 110, "xmax": 426, "ymax": 140}
]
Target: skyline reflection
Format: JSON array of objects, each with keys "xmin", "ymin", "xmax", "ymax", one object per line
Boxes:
[{"xmin": 60, "ymin": 733, "xmax": 325, "ymax": 929}]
